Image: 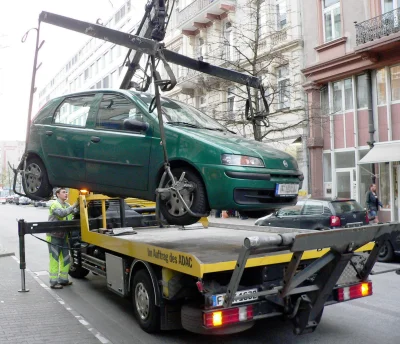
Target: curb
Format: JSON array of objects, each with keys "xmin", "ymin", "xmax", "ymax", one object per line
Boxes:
[{"xmin": 0, "ymin": 252, "xmax": 15, "ymax": 258}]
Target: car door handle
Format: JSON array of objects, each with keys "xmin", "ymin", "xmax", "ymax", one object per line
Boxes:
[
  {"xmin": 45, "ymin": 131, "xmax": 53, "ymax": 136},
  {"xmin": 90, "ymin": 136, "xmax": 101, "ymax": 143}
]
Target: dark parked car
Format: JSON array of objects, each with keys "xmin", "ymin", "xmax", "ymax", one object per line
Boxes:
[
  {"xmin": 255, "ymin": 198, "xmax": 369, "ymax": 231},
  {"xmin": 20, "ymin": 89, "xmax": 303, "ymax": 226}
]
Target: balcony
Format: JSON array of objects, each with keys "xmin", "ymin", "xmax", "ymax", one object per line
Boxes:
[
  {"xmin": 177, "ymin": 0, "xmax": 236, "ymax": 33},
  {"xmin": 355, "ymin": 8, "xmax": 400, "ymax": 46}
]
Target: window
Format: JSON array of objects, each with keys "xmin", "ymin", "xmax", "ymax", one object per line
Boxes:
[
  {"xmin": 227, "ymin": 87, "xmax": 235, "ymax": 119},
  {"xmin": 53, "ymin": 95, "xmax": 94, "ymax": 127},
  {"xmin": 96, "ymin": 81, "xmax": 102, "ymax": 89},
  {"xmin": 95, "ymin": 59, "xmax": 100, "ymax": 74},
  {"xmin": 377, "ymin": 68, "xmax": 386, "ymax": 105},
  {"xmin": 103, "ymin": 76, "xmax": 110, "ymax": 88},
  {"xmin": 344, "ymin": 78, "xmax": 353, "ymax": 110},
  {"xmin": 302, "ymin": 201, "xmax": 324, "ymax": 215},
  {"xmin": 359, "ymin": 150, "xmax": 372, "ymax": 207},
  {"xmin": 335, "ymin": 151, "xmax": 355, "ymax": 168},
  {"xmin": 323, "ymin": 0, "xmax": 341, "ymax": 42},
  {"xmin": 383, "ymin": 0, "xmax": 398, "ymax": 13},
  {"xmin": 356, "ymin": 74, "xmax": 368, "ymax": 108},
  {"xmin": 277, "ymin": 65, "xmax": 289, "ymax": 109},
  {"xmin": 276, "ymin": 0, "xmax": 287, "ymax": 30},
  {"xmin": 390, "ymin": 65, "xmax": 400, "ymax": 101},
  {"xmin": 379, "ymin": 162, "xmax": 390, "ymax": 208},
  {"xmin": 197, "ymin": 37, "xmax": 205, "ymax": 59},
  {"xmin": 332, "ymin": 81, "xmax": 342, "ymax": 113},
  {"xmin": 323, "ymin": 153, "xmax": 332, "ymax": 182},
  {"xmin": 84, "ymin": 68, "xmax": 90, "ymax": 80},
  {"xmin": 224, "ymin": 22, "xmax": 234, "ymax": 60},
  {"xmin": 101, "ymin": 55, "xmax": 106, "ymax": 69},
  {"xmin": 321, "ymin": 85, "xmax": 329, "ymax": 114},
  {"xmin": 96, "ymin": 94, "xmax": 146, "ymax": 131},
  {"xmin": 276, "ymin": 205, "xmax": 302, "ymax": 216}
]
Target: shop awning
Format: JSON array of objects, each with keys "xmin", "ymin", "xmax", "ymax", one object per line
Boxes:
[{"xmin": 358, "ymin": 141, "xmax": 400, "ymax": 164}]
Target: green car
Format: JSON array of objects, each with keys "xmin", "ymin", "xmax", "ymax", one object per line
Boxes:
[{"xmin": 23, "ymin": 89, "xmax": 303, "ymax": 225}]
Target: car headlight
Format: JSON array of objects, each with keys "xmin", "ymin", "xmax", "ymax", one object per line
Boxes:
[{"xmin": 221, "ymin": 154, "xmax": 264, "ymax": 167}]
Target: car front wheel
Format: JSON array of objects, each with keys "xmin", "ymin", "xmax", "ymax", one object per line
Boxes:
[
  {"xmin": 23, "ymin": 157, "xmax": 53, "ymax": 200},
  {"xmin": 159, "ymin": 167, "xmax": 209, "ymax": 226}
]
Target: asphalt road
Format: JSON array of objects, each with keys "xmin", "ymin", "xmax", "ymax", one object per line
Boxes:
[{"xmin": 1, "ymin": 203, "xmax": 400, "ymax": 344}]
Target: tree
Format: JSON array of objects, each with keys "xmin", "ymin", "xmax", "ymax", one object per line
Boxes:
[{"xmin": 168, "ymin": 0, "xmax": 309, "ymax": 147}]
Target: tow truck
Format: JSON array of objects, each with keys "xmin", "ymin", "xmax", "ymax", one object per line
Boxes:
[{"xmin": 14, "ymin": 1, "xmax": 400, "ymax": 337}]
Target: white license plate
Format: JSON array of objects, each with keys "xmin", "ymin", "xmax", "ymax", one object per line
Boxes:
[
  {"xmin": 211, "ymin": 288, "xmax": 258, "ymax": 307},
  {"xmin": 275, "ymin": 183, "xmax": 299, "ymax": 196}
]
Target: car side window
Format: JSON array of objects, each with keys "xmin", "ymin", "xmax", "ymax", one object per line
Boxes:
[
  {"xmin": 302, "ymin": 201, "xmax": 324, "ymax": 215},
  {"xmin": 96, "ymin": 94, "xmax": 148, "ymax": 131},
  {"xmin": 53, "ymin": 94, "xmax": 95, "ymax": 127}
]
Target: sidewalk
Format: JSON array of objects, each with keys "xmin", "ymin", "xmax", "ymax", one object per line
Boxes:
[{"xmin": 0, "ymin": 255, "xmax": 103, "ymax": 344}]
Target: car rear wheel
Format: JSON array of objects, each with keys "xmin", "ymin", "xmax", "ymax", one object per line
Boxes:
[
  {"xmin": 377, "ymin": 241, "xmax": 394, "ymax": 262},
  {"xmin": 23, "ymin": 157, "xmax": 53, "ymax": 200},
  {"xmin": 159, "ymin": 167, "xmax": 209, "ymax": 226}
]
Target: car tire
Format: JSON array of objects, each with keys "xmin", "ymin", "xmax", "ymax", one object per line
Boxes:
[
  {"xmin": 159, "ymin": 167, "xmax": 209, "ymax": 226},
  {"xmin": 377, "ymin": 241, "xmax": 394, "ymax": 262},
  {"xmin": 132, "ymin": 270, "xmax": 160, "ymax": 333},
  {"xmin": 23, "ymin": 157, "xmax": 53, "ymax": 200},
  {"xmin": 68, "ymin": 265, "xmax": 90, "ymax": 279}
]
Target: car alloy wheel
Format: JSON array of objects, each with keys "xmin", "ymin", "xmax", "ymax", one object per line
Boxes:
[
  {"xmin": 164, "ymin": 177, "xmax": 194, "ymax": 217},
  {"xmin": 25, "ymin": 162, "xmax": 42, "ymax": 193}
]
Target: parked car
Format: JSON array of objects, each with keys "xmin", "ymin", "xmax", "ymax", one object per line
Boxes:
[
  {"xmin": 20, "ymin": 90, "xmax": 303, "ymax": 226},
  {"xmin": 0, "ymin": 196, "xmax": 6, "ymax": 205},
  {"xmin": 6, "ymin": 196, "xmax": 14, "ymax": 203},
  {"xmin": 18, "ymin": 197, "xmax": 31, "ymax": 205},
  {"xmin": 255, "ymin": 198, "xmax": 369, "ymax": 231}
]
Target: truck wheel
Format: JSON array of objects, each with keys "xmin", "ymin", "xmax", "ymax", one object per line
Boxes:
[
  {"xmin": 159, "ymin": 167, "xmax": 209, "ymax": 226},
  {"xmin": 132, "ymin": 270, "xmax": 160, "ymax": 333},
  {"xmin": 23, "ymin": 157, "xmax": 53, "ymax": 200},
  {"xmin": 68, "ymin": 265, "xmax": 90, "ymax": 279},
  {"xmin": 181, "ymin": 304, "xmax": 254, "ymax": 334},
  {"xmin": 377, "ymin": 241, "xmax": 394, "ymax": 262}
]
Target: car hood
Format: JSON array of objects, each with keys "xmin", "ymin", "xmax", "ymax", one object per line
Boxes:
[{"xmin": 167, "ymin": 126, "xmax": 299, "ymax": 170}]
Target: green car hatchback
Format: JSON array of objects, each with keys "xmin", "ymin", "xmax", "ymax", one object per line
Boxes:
[{"xmin": 23, "ymin": 89, "xmax": 303, "ymax": 225}]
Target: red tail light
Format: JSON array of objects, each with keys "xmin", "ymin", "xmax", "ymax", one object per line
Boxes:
[
  {"xmin": 330, "ymin": 215, "xmax": 341, "ymax": 227},
  {"xmin": 336, "ymin": 282, "xmax": 372, "ymax": 301},
  {"xmin": 203, "ymin": 306, "xmax": 253, "ymax": 328},
  {"xmin": 365, "ymin": 212, "xmax": 369, "ymax": 224}
]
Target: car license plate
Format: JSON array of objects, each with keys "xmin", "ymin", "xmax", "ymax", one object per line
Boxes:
[
  {"xmin": 211, "ymin": 288, "xmax": 258, "ymax": 307},
  {"xmin": 275, "ymin": 183, "xmax": 299, "ymax": 196}
]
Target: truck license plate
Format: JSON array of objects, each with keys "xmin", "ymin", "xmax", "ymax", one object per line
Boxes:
[
  {"xmin": 275, "ymin": 183, "xmax": 299, "ymax": 196},
  {"xmin": 212, "ymin": 288, "xmax": 258, "ymax": 307}
]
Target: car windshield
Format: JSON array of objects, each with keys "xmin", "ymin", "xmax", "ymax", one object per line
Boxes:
[
  {"xmin": 132, "ymin": 92, "xmax": 227, "ymax": 131},
  {"xmin": 331, "ymin": 200, "xmax": 364, "ymax": 213},
  {"xmin": 276, "ymin": 205, "xmax": 302, "ymax": 216}
]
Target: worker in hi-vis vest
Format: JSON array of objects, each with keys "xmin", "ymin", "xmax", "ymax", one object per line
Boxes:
[{"xmin": 47, "ymin": 187, "xmax": 79, "ymax": 289}]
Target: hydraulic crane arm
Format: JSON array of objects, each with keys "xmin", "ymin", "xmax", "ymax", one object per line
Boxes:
[{"xmin": 38, "ymin": 11, "xmax": 262, "ymax": 89}]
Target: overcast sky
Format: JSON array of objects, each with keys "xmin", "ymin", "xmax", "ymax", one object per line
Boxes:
[{"xmin": 0, "ymin": 0, "xmax": 145, "ymax": 142}]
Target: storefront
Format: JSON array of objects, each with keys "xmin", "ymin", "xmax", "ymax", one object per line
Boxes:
[{"xmin": 359, "ymin": 141, "xmax": 400, "ymax": 222}]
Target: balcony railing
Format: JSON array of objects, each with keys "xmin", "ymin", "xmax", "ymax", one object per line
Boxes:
[
  {"xmin": 355, "ymin": 8, "xmax": 400, "ymax": 46},
  {"xmin": 177, "ymin": 0, "xmax": 214, "ymax": 27}
]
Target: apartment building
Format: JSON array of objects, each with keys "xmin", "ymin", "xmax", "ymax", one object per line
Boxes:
[
  {"xmin": 0, "ymin": 141, "xmax": 25, "ymax": 189},
  {"xmin": 302, "ymin": 0, "xmax": 400, "ymax": 222},
  {"xmin": 163, "ymin": 0, "xmax": 308, "ymax": 191},
  {"xmin": 36, "ymin": 0, "xmax": 136, "ymax": 117}
]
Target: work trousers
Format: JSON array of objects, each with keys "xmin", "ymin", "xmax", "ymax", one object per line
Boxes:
[{"xmin": 46, "ymin": 235, "xmax": 71, "ymax": 286}]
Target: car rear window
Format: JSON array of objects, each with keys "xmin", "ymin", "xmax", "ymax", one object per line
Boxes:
[{"xmin": 331, "ymin": 201, "xmax": 364, "ymax": 214}]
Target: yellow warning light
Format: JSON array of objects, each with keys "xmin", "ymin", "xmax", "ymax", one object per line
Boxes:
[
  {"xmin": 212, "ymin": 311, "xmax": 223, "ymax": 327},
  {"xmin": 80, "ymin": 189, "xmax": 89, "ymax": 195},
  {"xmin": 361, "ymin": 283, "xmax": 369, "ymax": 296}
]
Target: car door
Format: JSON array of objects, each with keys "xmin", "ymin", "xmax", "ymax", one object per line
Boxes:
[
  {"xmin": 299, "ymin": 200, "xmax": 326, "ymax": 230},
  {"xmin": 85, "ymin": 93, "xmax": 152, "ymax": 192},
  {"xmin": 42, "ymin": 93, "xmax": 97, "ymax": 185}
]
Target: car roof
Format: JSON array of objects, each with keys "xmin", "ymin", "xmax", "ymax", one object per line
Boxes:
[{"xmin": 301, "ymin": 197, "xmax": 357, "ymax": 202}]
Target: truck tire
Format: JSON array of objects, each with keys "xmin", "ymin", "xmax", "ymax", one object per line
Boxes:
[
  {"xmin": 132, "ymin": 270, "xmax": 160, "ymax": 333},
  {"xmin": 377, "ymin": 241, "xmax": 394, "ymax": 262},
  {"xmin": 159, "ymin": 167, "xmax": 209, "ymax": 226},
  {"xmin": 181, "ymin": 304, "xmax": 254, "ymax": 335},
  {"xmin": 23, "ymin": 157, "xmax": 53, "ymax": 200},
  {"xmin": 69, "ymin": 265, "xmax": 90, "ymax": 279}
]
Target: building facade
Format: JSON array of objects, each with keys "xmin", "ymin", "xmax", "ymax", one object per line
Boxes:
[
  {"xmin": 302, "ymin": 0, "xmax": 400, "ymax": 222},
  {"xmin": 36, "ymin": 0, "xmax": 135, "ymax": 113},
  {"xmin": 163, "ymin": 0, "xmax": 309, "ymax": 191}
]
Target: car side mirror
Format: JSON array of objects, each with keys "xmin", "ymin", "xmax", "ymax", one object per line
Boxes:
[{"xmin": 123, "ymin": 118, "xmax": 149, "ymax": 132}]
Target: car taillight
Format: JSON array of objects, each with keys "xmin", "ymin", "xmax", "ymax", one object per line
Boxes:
[
  {"xmin": 336, "ymin": 282, "xmax": 372, "ymax": 301},
  {"xmin": 203, "ymin": 306, "xmax": 253, "ymax": 328},
  {"xmin": 365, "ymin": 212, "xmax": 369, "ymax": 224},
  {"xmin": 330, "ymin": 215, "xmax": 341, "ymax": 227}
]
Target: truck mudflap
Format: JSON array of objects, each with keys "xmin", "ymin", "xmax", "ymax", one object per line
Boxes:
[{"xmin": 218, "ymin": 223, "xmax": 400, "ymax": 335}]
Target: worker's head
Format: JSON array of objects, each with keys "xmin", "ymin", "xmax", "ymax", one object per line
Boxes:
[
  {"xmin": 370, "ymin": 184, "xmax": 377, "ymax": 192},
  {"xmin": 55, "ymin": 187, "xmax": 68, "ymax": 201}
]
